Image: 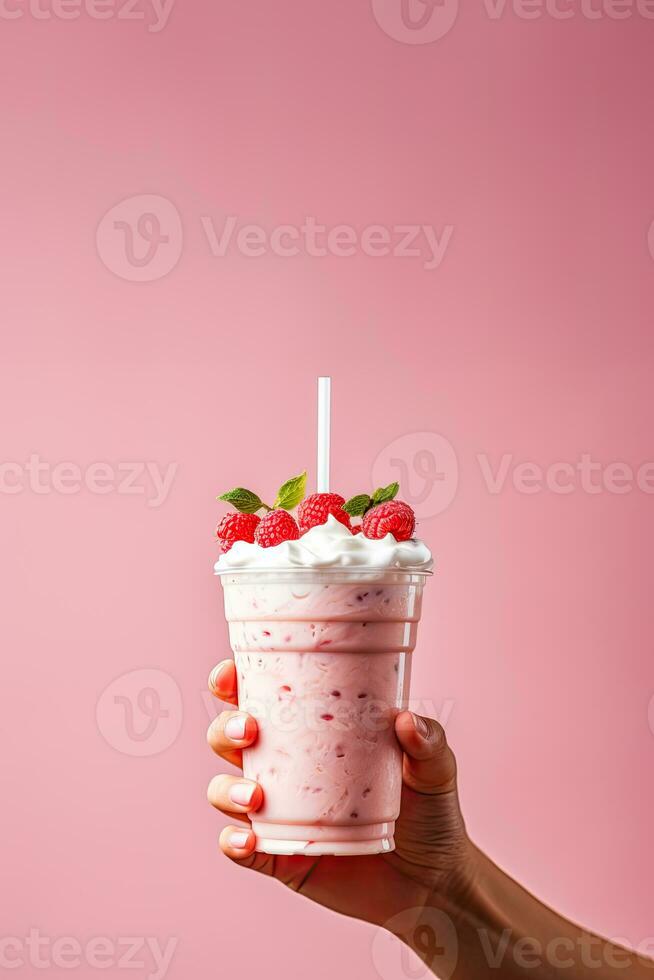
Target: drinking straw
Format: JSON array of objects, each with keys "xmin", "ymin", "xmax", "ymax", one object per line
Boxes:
[{"xmin": 317, "ymin": 376, "xmax": 331, "ymax": 492}]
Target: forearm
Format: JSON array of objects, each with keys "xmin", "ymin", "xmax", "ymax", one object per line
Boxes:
[{"xmin": 411, "ymin": 846, "xmax": 653, "ymax": 979}]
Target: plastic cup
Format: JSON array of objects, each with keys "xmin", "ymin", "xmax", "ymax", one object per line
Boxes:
[{"xmin": 217, "ymin": 566, "xmax": 429, "ymax": 856}]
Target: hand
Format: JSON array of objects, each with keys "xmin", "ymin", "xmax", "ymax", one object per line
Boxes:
[
  {"xmin": 206, "ymin": 659, "xmax": 654, "ymax": 980},
  {"xmin": 206, "ymin": 659, "xmax": 475, "ymax": 929}
]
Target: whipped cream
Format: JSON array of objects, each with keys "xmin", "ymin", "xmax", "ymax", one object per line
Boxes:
[{"xmin": 214, "ymin": 514, "xmax": 432, "ymax": 572}]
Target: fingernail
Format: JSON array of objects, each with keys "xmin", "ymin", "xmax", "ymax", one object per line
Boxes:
[
  {"xmin": 224, "ymin": 714, "xmax": 247, "ymax": 740},
  {"xmin": 229, "ymin": 830, "xmax": 250, "ymax": 849},
  {"xmin": 412, "ymin": 712, "xmax": 429, "ymax": 738},
  {"xmin": 208, "ymin": 662, "xmax": 229, "ymax": 691},
  {"xmin": 229, "ymin": 782, "xmax": 255, "ymax": 807}
]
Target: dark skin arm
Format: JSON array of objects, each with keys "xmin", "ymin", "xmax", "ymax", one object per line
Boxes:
[{"xmin": 207, "ymin": 659, "xmax": 652, "ymax": 979}]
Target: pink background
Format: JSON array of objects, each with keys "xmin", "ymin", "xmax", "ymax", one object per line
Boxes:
[{"xmin": 1, "ymin": 2, "xmax": 653, "ymax": 978}]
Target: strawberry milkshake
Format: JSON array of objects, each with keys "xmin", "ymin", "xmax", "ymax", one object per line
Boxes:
[{"xmin": 214, "ymin": 485, "xmax": 432, "ymax": 856}]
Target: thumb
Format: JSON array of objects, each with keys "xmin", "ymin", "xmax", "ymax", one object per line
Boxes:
[
  {"xmin": 394, "ymin": 713, "xmax": 469, "ymax": 893},
  {"xmin": 395, "ymin": 711, "xmax": 458, "ymax": 795}
]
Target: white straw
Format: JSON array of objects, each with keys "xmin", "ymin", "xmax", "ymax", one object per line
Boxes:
[{"xmin": 317, "ymin": 376, "xmax": 331, "ymax": 492}]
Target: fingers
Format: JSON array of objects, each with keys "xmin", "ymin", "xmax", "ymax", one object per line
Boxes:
[
  {"xmin": 207, "ymin": 773, "xmax": 263, "ymax": 820},
  {"xmin": 206, "ymin": 710, "xmax": 258, "ymax": 767},
  {"xmin": 218, "ymin": 825, "xmax": 279, "ymax": 876},
  {"xmin": 219, "ymin": 824, "xmax": 257, "ymax": 860},
  {"xmin": 207, "ymin": 665, "xmax": 272, "ymax": 872},
  {"xmin": 208, "ymin": 660, "xmax": 238, "ymax": 706},
  {"xmin": 395, "ymin": 711, "xmax": 457, "ymax": 796}
]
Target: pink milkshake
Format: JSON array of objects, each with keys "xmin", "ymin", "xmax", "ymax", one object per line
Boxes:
[{"xmin": 216, "ymin": 517, "xmax": 432, "ymax": 856}]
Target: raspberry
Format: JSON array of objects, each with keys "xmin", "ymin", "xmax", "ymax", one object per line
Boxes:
[
  {"xmin": 362, "ymin": 500, "xmax": 415, "ymax": 542},
  {"xmin": 254, "ymin": 509, "xmax": 300, "ymax": 548},
  {"xmin": 297, "ymin": 492, "xmax": 351, "ymax": 532},
  {"xmin": 216, "ymin": 512, "xmax": 260, "ymax": 553}
]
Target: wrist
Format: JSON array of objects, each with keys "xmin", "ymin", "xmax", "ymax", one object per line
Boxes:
[
  {"xmin": 429, "ymin": 838, "xmax": 484, "ymax": 918},
  {"xmin": 404, "ymin": 844, "xmax": 507, "ymax": 980}
]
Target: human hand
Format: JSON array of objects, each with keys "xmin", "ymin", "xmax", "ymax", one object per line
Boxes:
[{"xmin": 206, "ymin": 658, "xmax": 475, "ymax": 929}]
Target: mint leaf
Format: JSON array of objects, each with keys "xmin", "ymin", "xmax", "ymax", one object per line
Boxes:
[
  {"xmin": 343, "ymin": 494, "xmax": 371, "ymax": 517},
  {"xmin": 273, "ymin": 471, "xmax": 307, "ymax": 511},
  {"xmin": 371, "ymin": 482, "xmax": 399, "ymax": 506},
  {"xmin": 217, "ymin": 487, "xmax": 267, "ymax": 514}
]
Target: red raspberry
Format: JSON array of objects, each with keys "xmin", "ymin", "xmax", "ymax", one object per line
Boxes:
[
  {"xmin": 362, "ymin": 500, "xmax": 415, "ymax": 542},
  {"xmin": 216, "ymin": 512, "xmax": 260, "ymax": 553},
  {"xmin": 297, "ymin": 492, "xmax": 351, "ymax": 532},
  {"xmin": 254, "ymin": 509, "xmax": 300, "ymax": 548}
]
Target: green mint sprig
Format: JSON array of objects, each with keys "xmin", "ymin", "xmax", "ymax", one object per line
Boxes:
[
  {"xmin": 217, "ymin": 471, "xmax": 307, "ymax": 514},
  {"xmin": 371, "ymin": 481, "xmax": 399, "ymax": 506},
  {"xmin": 342, "ymin": 494, "xmax": 371, "ymax": 517},
  {"xmin": 344, "ymin": 481, "xmax": 399, "ymax": 517},
  {"xmin": 273, "ymin": 471, "xmax": 307, "ymax": 510},
  {"xmin": 217, "ymin": 487, "xmax": 270, "ymax": 514}
]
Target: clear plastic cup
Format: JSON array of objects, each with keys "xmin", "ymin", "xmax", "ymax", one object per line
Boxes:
[{"xmin": 217, "ymin": 566, "xmax": 429, "ymax": 856}]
